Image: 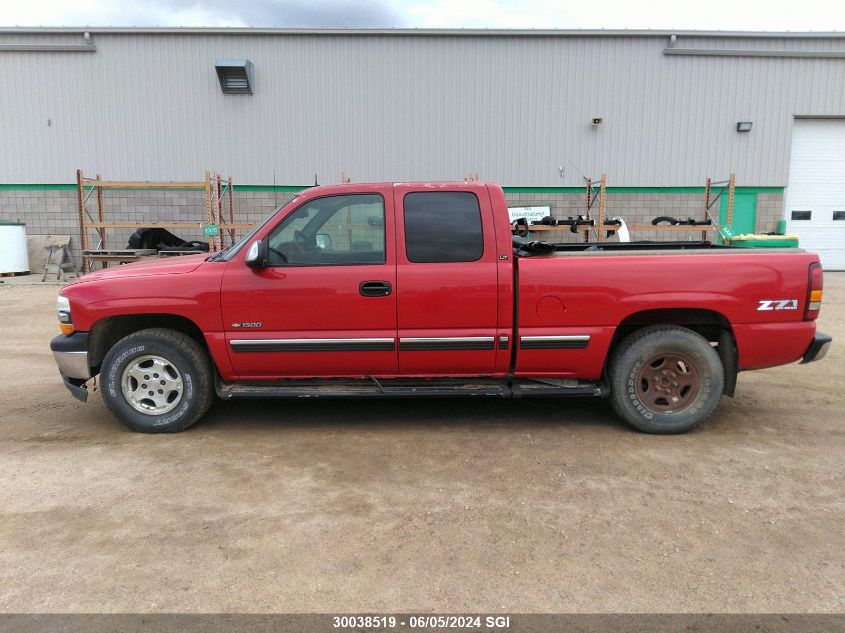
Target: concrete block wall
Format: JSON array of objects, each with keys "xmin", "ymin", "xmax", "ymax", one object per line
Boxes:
[
  {"xmin": 0, "ymin": 187, "xmax": 783, "ymax": 270},
  {"xmin": 0, "ymin": 188, "xmax": 293, "ymax": 268},
  {"xmin": 756, "ymin": 193, "xmax": 785, "ymax": 233}
]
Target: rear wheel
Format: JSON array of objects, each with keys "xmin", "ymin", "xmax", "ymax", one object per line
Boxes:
[
  {"xmin": 609, "ymin": 325, "xmax": 724, "ymax": 434},
  {"xmin": 100, "ymin": 328, "xmax": 214, "ymax": 433}
]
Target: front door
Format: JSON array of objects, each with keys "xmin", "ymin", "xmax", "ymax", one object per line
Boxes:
[
  {"xmin": 394, "ymin": 185, "xmax": 501, "ymax": 376},
  {"xmin": 221, "ymin": 189, "xmax": 397, "ymax": 379}
]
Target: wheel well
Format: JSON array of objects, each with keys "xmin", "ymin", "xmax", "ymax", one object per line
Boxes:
[
  {"xmin": 88, "ymin": 314, "xmax": 207, "ymax": 373},
  {"xmin": 606, "ymin": 308, "xmax": 738, "ymax": 396}
]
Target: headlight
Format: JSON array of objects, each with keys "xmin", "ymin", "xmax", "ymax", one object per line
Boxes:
[{"xmin": 57, "ymin": 295, "xmax": 73, "ymax": 334}]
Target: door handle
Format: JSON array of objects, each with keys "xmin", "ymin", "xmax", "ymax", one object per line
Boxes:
[{"xmin": 359, "ymin": 281, "xmax": 392, "ymax": 297}]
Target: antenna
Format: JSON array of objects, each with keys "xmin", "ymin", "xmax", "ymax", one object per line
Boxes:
[{"xmin": 314, "ymin": 173, "xmax": 318, "ymax": 186}]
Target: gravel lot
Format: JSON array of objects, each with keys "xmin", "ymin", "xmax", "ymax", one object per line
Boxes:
[{"xmin": 0, "ymin": 276, "xmax": 842, "ymax": 613}]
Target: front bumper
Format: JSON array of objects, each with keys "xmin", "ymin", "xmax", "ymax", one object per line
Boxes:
[
  {"xmin": 801, "ymin": 332, "xmax": 832, "ymax": 364},
  {"xmin": 50, "ymin": 332, "xmax": 91, "ymax": 401},
  {"xmin": 59, "ymin": 371, "xmax": 89, "ymax": 402}
]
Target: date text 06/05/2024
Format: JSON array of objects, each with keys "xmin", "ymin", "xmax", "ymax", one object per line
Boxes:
[{"xmin": 332, "ymin": 615, "xmax": 512, "ymax": 629}]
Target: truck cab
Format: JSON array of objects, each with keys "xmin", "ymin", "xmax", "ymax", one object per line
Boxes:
[{"xmin": 218, "ymin": 182, "xmax": 512, "ymax": 379}]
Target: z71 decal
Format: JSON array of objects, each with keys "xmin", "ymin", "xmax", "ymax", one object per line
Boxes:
[{"xmin": 757, "ymin": 299, "xmax": 798, "ymax": 311}]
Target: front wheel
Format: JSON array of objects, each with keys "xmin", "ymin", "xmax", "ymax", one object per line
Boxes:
[
  {"xmin": 608, "ymin": 325, "xmax": 725, "ymax": 434},
  {"xmin": 100, "ymin": 328, "xmax": 215, "ymax": 433}
]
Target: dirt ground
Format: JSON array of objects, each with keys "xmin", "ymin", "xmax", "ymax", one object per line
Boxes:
[{"xmin": 0, "ymin": 275, "xmax": 842, "ymax": 614}]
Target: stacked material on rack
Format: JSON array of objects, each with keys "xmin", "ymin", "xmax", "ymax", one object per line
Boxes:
[
  {"xmin": 127, "ymin": 228, "xmax": 209, "ymax": 252},
  {"xmin": 721, "ymin": 227, "xmax": 799, "ymax": 248}
]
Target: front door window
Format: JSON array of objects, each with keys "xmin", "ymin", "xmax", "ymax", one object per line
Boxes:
[{"xmin": 267, "ymin": 194, "xmax": 385, "ymax": 266}]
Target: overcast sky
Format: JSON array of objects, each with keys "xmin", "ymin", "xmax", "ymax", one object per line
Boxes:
[{"xmin": 3, "ymin": 0, "xmax": 844, "ymax": 31}]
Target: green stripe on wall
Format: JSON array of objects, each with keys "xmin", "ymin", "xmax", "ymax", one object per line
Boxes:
[
  {"xmin": 503, "ymin": 186, "xmax": 784, "ymax": 194},
  {"xmin": 236, "ymin": 185, "xmax": 310, "ymax": 191},
  {"xmin": 0, "ymin": 183, "xmax": 311, "ymax": 192},
  {"xmin": 0, "ymin": 183, "xmax": 785, "ymax": 194},
  {"xmin": 0, "ymin": 184, "xmax": 78, "ymax": 190}
]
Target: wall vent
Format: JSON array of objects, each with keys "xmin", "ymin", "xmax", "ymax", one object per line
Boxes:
[{"xmin": 215, "ymin": 59, "xmax": 253, "ymax": 95}]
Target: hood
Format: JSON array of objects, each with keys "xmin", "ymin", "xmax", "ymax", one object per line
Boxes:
[{"xmin": 72, "ymin": 253, "xmax": 210, "ymax": 284}]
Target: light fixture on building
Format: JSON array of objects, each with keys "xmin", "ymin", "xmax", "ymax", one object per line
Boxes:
[
  {"xmin": 591, "ymin": 117, "xmax": 603, "ymax": 127},
  {"xmin": 736, "ymin": 121, "xmax": 753, "ymax": 132},
  {"xmin": 215, "ymin": 59, "xmax": 254, "ymax": 95}
]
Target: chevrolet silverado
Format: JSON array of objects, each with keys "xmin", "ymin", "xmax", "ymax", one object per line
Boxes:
[{"xmin": 51, "ymin": 182, "xmax": 831, "ymax": 433}]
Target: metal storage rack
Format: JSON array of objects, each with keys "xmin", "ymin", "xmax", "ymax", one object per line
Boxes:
[
  {"xmin": 76, "ymin": 169, "xmax": 253, "ymax": 273},
  {"xmin": 511, "ymin": 173, "xmax": 737, "ymax": 241}
]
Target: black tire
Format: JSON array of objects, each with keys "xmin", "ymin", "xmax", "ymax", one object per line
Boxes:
[
  {"xmin": 100, "ymin": 328, "xmax": 215, "ymax": 433},
  {"xmin": 651, "ymin": 216, "xmax": 680, "ymax": 226},
  {"xmin": 608, "ymin": 325, "xmax": 724, "ymax": 434}
]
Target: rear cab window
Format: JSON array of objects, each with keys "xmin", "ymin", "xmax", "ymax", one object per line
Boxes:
[{"xmin": 402, "ymin": 191, "xmax": 484, "ymax": 263}]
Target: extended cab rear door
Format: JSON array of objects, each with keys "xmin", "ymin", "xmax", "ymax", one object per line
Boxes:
[{"xmin": 393, "ymin": 184, "xmax": 503, "ymax": 376}]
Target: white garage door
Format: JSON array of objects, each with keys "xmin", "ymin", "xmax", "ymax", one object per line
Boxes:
[{"xmin": 784, "ymin": 119, "xmax": 845, "ymax": 270}]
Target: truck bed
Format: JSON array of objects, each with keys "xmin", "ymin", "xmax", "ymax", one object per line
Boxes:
[{"xmin": 513, "ymin": 245, "xmax": 819, "ymax": 378}]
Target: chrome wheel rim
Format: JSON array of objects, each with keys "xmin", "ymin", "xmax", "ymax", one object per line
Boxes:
[{"xmin": 121, "ymin": 355, "xmax": 184, "ymax": 415}]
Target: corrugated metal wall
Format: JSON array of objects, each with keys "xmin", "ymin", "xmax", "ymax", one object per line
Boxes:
[{"xmin": 0, "ymin": 30, "xmax": 843, "ymax": 186}]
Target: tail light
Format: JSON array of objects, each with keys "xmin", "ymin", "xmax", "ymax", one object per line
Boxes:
[{"xmin": 804, "ymin": 262, "xmax": 823, "ymax": 320}]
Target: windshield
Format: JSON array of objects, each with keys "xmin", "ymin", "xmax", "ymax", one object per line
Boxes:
[{"xmin": 211, "ymin": 195, "xmax": 302, "ymax": 262}]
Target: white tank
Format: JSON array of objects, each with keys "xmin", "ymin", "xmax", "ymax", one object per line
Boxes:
[{"xmin": 0, "ymin": 222, "xmax": 29, "ymax": 274}]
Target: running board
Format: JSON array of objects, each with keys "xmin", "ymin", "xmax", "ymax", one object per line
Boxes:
[
  {"xmin": 512, "ymin": 379, "xmax": 605, "ymax": 398},
  {"xmin": 216, "ymin": 377, "xmax": 605, "ymax": 400}
]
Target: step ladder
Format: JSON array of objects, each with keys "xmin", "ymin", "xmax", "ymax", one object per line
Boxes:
[{"xmin": 42, "ymin": 244, "xmax": 78, "ymax": 282}]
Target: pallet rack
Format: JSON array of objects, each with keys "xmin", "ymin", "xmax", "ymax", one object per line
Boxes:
[
  {"xmin": 511, "ymin": 173, "xmax": 736, "ymax": 241},
  {"xmin": 76, "ymin": 170, "xmax": 253, "ymax": 273},
  {"xmin": 514, "ymin": 173, "xmax": 608, "ymax": 241},
  {"xmin": 624, "ymin": 174, "xmax": 735, "ymax": 237}
]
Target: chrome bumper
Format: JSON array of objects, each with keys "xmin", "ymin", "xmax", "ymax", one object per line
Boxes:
[
  {"xmin": 52, "ymin": 350, "xmax": 90, "ymax": 380},
  {"xmin": 50, "ymin": 333, "xmax": 91, "ymax": 402}
]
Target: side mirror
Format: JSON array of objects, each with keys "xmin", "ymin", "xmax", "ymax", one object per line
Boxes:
[
  {"xmin": 315, "ymin": 233, "xmax": 332, "ymax": 250},
  {"xmin": 245, "ymin": 239, "xmax": 268, "ymax": 268}
]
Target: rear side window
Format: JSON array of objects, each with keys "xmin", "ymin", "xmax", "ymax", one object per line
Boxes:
[{"xmin": 403, "ymin": 192, "xmax": 484, "ymax": 263}]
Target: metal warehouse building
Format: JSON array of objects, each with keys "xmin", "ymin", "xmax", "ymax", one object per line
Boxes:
[{"xmin": 1, "ymin": 27, "xmax": 844, "ymax": 268}]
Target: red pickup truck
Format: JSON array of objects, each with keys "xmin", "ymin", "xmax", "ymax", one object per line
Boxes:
[{"xmin": 51, "ymin": 182, "xmax": 831, "ymax": 434}]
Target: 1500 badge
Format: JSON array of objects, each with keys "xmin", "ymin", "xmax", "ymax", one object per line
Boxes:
[
  {"xmin": 231, "ymin": 322, "xmax": 263, "ymax": 328},
  {"xmin": 757, "ymin": 299, "xmax": 798, "ymax": 311}
]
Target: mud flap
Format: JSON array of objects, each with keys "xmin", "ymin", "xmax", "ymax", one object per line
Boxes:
[{"xmin": 717, "ymin": 329, "xmax": 738, "ymax": 397}]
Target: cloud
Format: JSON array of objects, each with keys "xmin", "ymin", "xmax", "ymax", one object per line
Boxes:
[
  {"xmin": 2, "ymin": 0, "xmax": 844, "ymax": 30},
  {"xmin": 405, "ymin": 0, "xmax": 568, "ymax": 29},
  {"xmin": 151, "ymin": 0, "xmax": 408, "ymax": 27},
  {"xmin": 3, "ymin": 0, "xmax": 408, "ymax": 28}
]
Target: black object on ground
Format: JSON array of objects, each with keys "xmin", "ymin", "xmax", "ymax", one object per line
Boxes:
[{"xmin": 128, "ymin": 228, "xmax": 209, "ymax": 252}]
